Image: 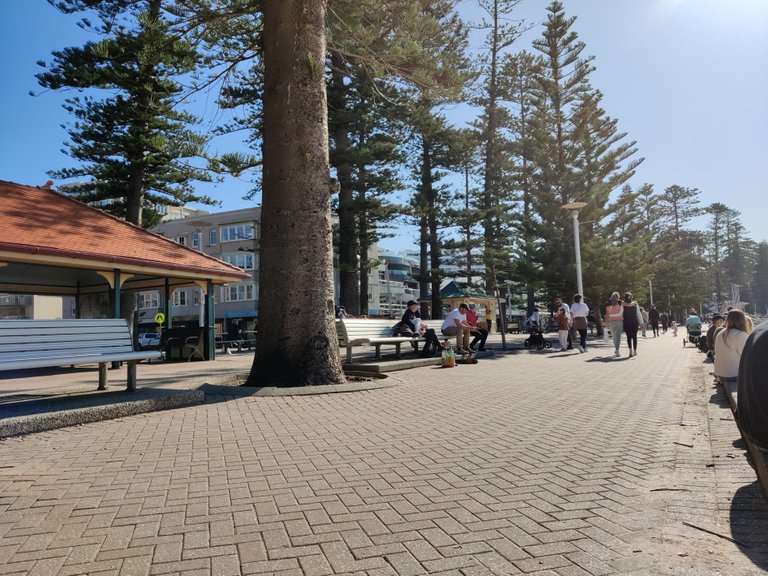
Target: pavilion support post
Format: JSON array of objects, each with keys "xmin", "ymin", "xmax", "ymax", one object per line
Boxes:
[{"xmin": 205, "ymin": 279, "xmax": 215, "ymax": 360}]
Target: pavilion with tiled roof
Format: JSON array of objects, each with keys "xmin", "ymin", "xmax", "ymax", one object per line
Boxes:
[{"xmin": 0, "ymin": 180, "xmax": 250, "ymax": 359}]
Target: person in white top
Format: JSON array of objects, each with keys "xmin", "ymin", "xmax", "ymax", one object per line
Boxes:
[
  {"xmin": 714, "ymin": 309, "xmax": 752, "ymax": 380},
  {"xmin": 570, "ymin": 294, "xmax": 590, "ymax": 353},
  {"xmin": 554, "ymin": 297, "xmax": 573, "ymax": 349},
  {"xmin": 441, "ymin": 303, "xmax": 472, "ymax": 353}
]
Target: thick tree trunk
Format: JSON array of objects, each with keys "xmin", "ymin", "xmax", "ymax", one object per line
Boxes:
[
  {"xmin": 422, "ymin": 139, "xmax": 442, "ymax": 319},
  {"xmin": 249, "ymin": 0, "xmax": 344, "ymax": 387}
]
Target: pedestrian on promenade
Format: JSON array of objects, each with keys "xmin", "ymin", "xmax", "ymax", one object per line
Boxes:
[
  {"xmin": 640, "ymin": 307, "xmax": 648, "ymax": 337},
  {"xmin": 622, "ymin": 292, "xmax": 643, "ymax": 357},
  {"xmin": 714, "ymin": 309, "xmax": 752, "ymax": 381},
  {"xmin": 604, "ymin": 291, "xmax": 625, "ymax": 357},
  {"xmin": 649, "ymin": 305, "xmax": 660, "ymax": 337},
  {"xmin": 441, "ymin": 303, "xmax": 472, "ymax": 353},
  {"xmin": 555, "ymin": 307, "xmax": 570, "ymax": 351},
  {"xmin": 671, "ymin": 319, "xmax": 678, "ymax": 337},
  {"xmin": 554, "ymin": 297, "xmax": 573, "ymax": 350},
  {"xmin": 660, "ymin": 311, "xmax": 669, "ymax": 333},
  {"xmin": 737, "ymin": 321, "xmax": 768, "ymax": 449},
  {"xmin": 570, "ymin": 294, "xmax": 589, "ymax": 353}
]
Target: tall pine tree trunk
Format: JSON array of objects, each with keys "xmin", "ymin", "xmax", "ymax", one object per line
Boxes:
[
  {"xmin": 249, "ymin": 0, "xmax": 344, "ymax": 387},
  {"xmin": 421, "ymin": 138, "xmax": 442, "ymax": 319},
  {"xmin": 330, "ymin": 52, "xmax": 360, "ymax": 316}
]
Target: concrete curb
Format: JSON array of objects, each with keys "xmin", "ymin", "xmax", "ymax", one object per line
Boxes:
[{"xmin": 0, "ymin": 389, "xmax": 205, "ymax": 438}]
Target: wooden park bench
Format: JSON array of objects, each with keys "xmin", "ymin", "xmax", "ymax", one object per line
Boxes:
[
  {"xmin": 336, "ymin": 318, "xmax": 437, "ymax": 364},
  {"xmin": 0, "ymin": 319, "xmax": 162, "ymax": 391}
]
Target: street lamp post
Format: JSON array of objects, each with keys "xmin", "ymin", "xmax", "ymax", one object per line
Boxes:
[{"xmin": 562, "ymin": 202, "xmax": 588, "ymax": 297}]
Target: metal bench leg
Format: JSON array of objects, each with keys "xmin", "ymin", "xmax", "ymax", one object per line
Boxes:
[
  {"xmin": 394, "ymin": 343, "xmax": 401, "ymax": 358},
  {"xmin": 346, "ymin": 346, "xmax": 353, "ymax": 364},
  {"xmin": 98, "ymin": 363, "xmax": 108, "ymax": 390},
  {"xmin": 126, "ymin": 361, "xmax": 137, "ymax": 392},
  {"xmin": 374, "ymin": 344, "xmax": 382, "ymax": 358}
]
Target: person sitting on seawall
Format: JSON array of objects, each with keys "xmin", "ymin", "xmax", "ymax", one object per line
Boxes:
[
  {"xmin": 441, "ymin": 303, "xmax": 472, "ymax": 354},
  {"xmin": 737, "ymin": 320, "xmax": 768, "ymax": 450},
  {"xmin": 393, "ymin": 300, "xmax": 442, "ymax": 358},
  {"xmin": 705, "ymin": 312, "xmax": 725, "ymax": 359},
  {"xmin": 570, "ymin": 294, "xmax": 589, "ymax": 353},
  {"xmin": 465, "ymin": 304, "xmax": 488, "ymax": 352},
  {"xmin": 713, "ymin": 309, "xmax": 752, "ymax": 382}
]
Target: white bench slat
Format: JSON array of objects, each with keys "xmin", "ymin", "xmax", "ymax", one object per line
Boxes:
[
  {"xmin": 0, "ymin": 319, "xmax": 162, "ymax": 391},
  {"xmin": 336, "ymin": 318, "xmax": 431, "ymax": 363}
]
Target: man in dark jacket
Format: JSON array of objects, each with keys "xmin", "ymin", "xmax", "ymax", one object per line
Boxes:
[
  {"xmin": 737, "ymin": 322, "xmax": 768, "ymax": 449},
  {"xmin": 393, "ymin": 300, "xmax": 442, "ymax": 357}
]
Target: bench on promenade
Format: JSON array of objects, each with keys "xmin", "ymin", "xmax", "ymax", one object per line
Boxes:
[
  {"xmin": 336, "ymin": 318, "xmax": 428, "ymax": 364},
  {"xmin": 717, "ymin": 377, "xmax": 768, "ymax": 501},
  {"xmin": 0, "ymin": 319, "xmax": 162, "ymax": 391}
]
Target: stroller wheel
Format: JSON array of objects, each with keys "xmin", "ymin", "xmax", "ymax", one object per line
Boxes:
[
  {"xmin": 524, "ymin": 339, "xmax": 531, "ymax": 349},
  {"xmin": 544, "ymin": 340, "xmax": 552, "ymax": 349}
]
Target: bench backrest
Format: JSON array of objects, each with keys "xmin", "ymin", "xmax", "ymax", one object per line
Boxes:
[
  {"xmin": 336, "ymin": 318, "xmax": 398, "ymax": 343},
  {"xmin": 0, "ymin": 319, "xmax": 135, "ymax": 365}
]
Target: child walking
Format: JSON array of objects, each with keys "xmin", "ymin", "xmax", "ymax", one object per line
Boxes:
[{"xmin": 556, "ymin": 307, "xmax": 570, "ymax": 351}]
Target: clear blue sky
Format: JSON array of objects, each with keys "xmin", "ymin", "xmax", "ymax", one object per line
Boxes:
[{"xmin": 1, "ymin": 0, "xmax": 766, "ymax": 251}]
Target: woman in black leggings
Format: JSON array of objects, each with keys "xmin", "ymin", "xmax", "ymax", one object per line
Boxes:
[{"xmin": 622, "ymin": 292, "xmax": 641, "ymax": 357}]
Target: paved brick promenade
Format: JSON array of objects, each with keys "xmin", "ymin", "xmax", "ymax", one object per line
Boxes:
[{"xmin": 1, "ymin": 333, "xmax": 767, "ymax": 575}]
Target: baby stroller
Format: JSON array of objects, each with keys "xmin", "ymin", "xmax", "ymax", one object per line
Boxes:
[
  {"xmin": 683, "ymin": 321, "xmax": 702, "ymax": 347},
  {"xmin": 524, "ymin": 327, "xmax": 552, "ymax": 350}
]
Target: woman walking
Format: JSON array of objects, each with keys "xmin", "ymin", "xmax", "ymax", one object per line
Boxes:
[
  {"xmin": 604, "ymin": 291, "xmax": 625, "ymax": 357},
  {"xmin": 622, "ymin": 292, "xmax": 643, "ymax": 357},
  {"xmin": 571, "ymin": 294, "xmax": 590, "ymax": 353}
]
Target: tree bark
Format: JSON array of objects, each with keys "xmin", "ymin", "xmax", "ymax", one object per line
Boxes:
[{"xmin": 248, "ymin": 0, "xmax": 345, "ymax": 387}]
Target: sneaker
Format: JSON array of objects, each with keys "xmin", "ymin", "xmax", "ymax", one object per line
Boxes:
[
  {"xmin": 633, "ymin": 348, "xmax": 638, "ymax": 356},
  {"xmin": 578, "ymin": 346, "xmax": 585, "ymax": 353},
  {"xmin": 614, "ymin": 350, "xmax": 620, "ymax": 357}
]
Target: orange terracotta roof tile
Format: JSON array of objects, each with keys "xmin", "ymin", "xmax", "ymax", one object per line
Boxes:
[{"xmin": 0, "ymin": 180, "xmax": 250, "ymax": 282}]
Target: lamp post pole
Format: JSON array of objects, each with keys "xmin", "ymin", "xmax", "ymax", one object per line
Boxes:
[{"xmin": 562, "ymin": 202, "xmax": 588, "ymax": 297}]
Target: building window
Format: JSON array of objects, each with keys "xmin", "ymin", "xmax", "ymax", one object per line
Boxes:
[
  {"xmin": 223, "ymin": 282, "xmax": 255, "ymax": 302},
  {"xmin": 173, "ymin": 290, "xmax": 187, "ymax": 306},
  {"xmin": 176, "ymin": 236, "xmax": 186, "ymax": 246},
  {"xmin": 209, "ymin": 229, "xmax": 217, "ymax": 246},
  {"xmin": 193, "ymin": 289, "xmax": 201, "ymax": 306},
  {"xmin": 138, "ymin": 291, "xmax": 160, "ymax": 309},
  {"xmin": 221, "ymin": 223, "xmax": 254, "ymax": 242},
  {"xmin": 223, "ymin": 252, "xmax": 255, "ymax": 270},
  {"xmin": 192, "ymin": 232, "xmax": 201, "ymax": 249}
]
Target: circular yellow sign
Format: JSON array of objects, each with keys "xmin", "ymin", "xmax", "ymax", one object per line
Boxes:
[{"xmin": 154, "ymin": 312, "xmax": 166, "ymax": 324}]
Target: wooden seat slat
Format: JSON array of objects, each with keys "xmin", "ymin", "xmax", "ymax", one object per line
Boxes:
[{"xmin": 336, "ymin": 318, "xmax": 430, "ymax": 363}]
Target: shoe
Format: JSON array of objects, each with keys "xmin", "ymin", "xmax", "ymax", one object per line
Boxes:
[
  {"xmin": 566, "ymin": 346, "xmax": 574, "ymax": 350},
  {"xmin": 469, "ymin": 345, "xmax": 477, "ymax": 351},
  {"xmin": 578, "ymin": 346, "xmax": 585, "ymax": 353},
  {"xmin": 614, "ymin": 350, "xmax": 620, "ymax": 357},
  {"xmin": 629, "ymin": 350, "xmax": 634, "ymax": 357},
  {"xmin": 633, "ymin": 349, "xmax": 638, "ymax": 356}
]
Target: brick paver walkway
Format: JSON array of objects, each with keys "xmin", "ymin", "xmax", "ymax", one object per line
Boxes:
[{"xmin": 1, "ymin": 333, "xmax": 767, "ymax": 575}]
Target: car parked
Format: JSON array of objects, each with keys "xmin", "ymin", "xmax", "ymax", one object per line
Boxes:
[{"xmin": 137, "ymin": 332, "xmax": 161, "ymax": 349}]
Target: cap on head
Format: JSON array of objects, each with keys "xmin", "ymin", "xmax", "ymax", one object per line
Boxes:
[
  {"xmin": 712, "ymin": 313, "xmax": 724, "ymax": 321},
  {"xmin": 406, "ymin": 300, "xmax": 418, "ymax": 307},
  {"xmin": 459, "ymin": 303, "xmax": 469, "ymax": 310}
]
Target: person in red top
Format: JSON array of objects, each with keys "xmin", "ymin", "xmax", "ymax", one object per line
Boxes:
[{"xmin": 465, "ymin": 304, "xmax": 488, "ymax": 351}]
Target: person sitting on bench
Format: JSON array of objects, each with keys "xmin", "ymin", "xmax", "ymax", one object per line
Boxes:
[
  {"xmin": 393, "ymin": 300, "xmax": 442, "ymax": 358},
  {"xmin": 441, "ymin": 303, "xmax": 472, "ymax": 354}
]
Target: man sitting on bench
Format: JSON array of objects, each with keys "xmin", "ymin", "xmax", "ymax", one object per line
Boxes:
[{"xmin": 441, "ymin": 303, "xmax": 472, "ymax": 354}]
